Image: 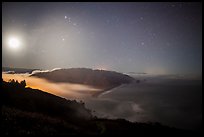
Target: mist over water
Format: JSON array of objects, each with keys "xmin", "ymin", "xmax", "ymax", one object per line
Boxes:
[
  {"xmin": 84, "ymin": 75, "xmax": 202, "ymax": 130},
  {"xmin": 2, "ymin": 73, "xmax": 202, "ymax": 130},
  {"xmin": 2, "ymin": 73, "xmax": 101, "ymax": 99}
]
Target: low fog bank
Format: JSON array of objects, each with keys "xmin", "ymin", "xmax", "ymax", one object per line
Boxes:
[
  {"xmin": 2, "ymin": 72, "xmax": 202, "ymax": 130},
  {"xmin": 2, "ymin": 73, "xmax": 101, "ymax": 100},
  {"xmin": 84, "ymin": 75, "xmax": 202, "ymax": 130}
]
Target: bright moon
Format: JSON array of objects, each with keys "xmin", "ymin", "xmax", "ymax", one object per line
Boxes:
[{"xmin": 8, "ymin": 37, "xmax": 20, "ymax": 50}]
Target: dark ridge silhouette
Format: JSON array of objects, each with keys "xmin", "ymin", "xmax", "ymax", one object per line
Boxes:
[
  {"xmin": 2, "ymin": 67, "xmax": 39, "ymax": 74},
  {"xmin": 31, "ymin": 68, "xmax": 135, "ymax": 90},
  {"xmin": 128, "ymin": 72, "xmax": 147, "ymax": 75},
  {"xmin": 1, "ymin": 79, "xmax": 198, "ymax": 136},
  {"xmin": 1, "ymin": 79, "xmax": 92, "ymax": 121}
]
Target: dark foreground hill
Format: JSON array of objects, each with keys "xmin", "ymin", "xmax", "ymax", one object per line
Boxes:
[
  {"xmin": 31, "ymin": 68, "xmax": 135, "ymax": 90},
  {"xmin": 1, "ymin": 79, "xmax": 198, "ymax": 136}
]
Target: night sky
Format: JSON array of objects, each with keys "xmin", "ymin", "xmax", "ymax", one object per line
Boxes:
[{"xmin": 2, "ymin": 2, "xmax": 202, "ymax": 76}]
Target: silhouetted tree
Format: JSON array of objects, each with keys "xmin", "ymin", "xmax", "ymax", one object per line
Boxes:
[
  {"xmin": 9, "ymin": 79, "xmax": 15, "ymax": 83},
  {"xmin": 20, "ymin": 80, "xmax": 26, "ymax": 88},
  {"xmin": 9, "ymin": 79, "xmax": 16, "ymax": 87},
  {"xmin": 15, "ymin": 80, "xmax": 19, "ymax": 84}
]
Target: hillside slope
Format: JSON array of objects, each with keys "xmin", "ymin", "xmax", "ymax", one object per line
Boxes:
[
  {"xmin": 31, "ymin": 68, "xmax": 135, "ymax": 90},
  {"xmin": 1, "ymin": 79, "xmax": 197, "ymax": 135}
]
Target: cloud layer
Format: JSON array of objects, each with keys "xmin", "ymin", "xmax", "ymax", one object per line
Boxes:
[
  {"xmin": 2, "ymin": 73, "xmax": 101, "ymax": 99},
  {"xmin": 2, "ymin": 72, "xmax": 202, "ymax": 130},
  {"xmin": 31, "ymin": 68, "xmax": 62, "ymax": 75},
  {"xmin": 84, "ymin": 76, "xmax": 202, "ymax": 130}
]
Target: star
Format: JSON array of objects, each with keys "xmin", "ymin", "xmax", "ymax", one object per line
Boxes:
[
  {"xmin": 166, "ymin": 42, "xmax": 170, "ymax": 47},
  {"xmin": 77, "ymin": 30, "xmax": 81, "ymax": 34},
  {"xmin": 128, "ymin": 58, "xmax": 132, "ymax": 62},
  {"xmin": 68, "ymin": 17, "xmax": 71, "ymax": 22}
]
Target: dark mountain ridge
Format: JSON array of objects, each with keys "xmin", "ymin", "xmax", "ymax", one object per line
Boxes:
[
  {"xmin": 2, "ymin": 67, "xmax": 39, "ymax": 74},
  {"xmin": 31, "ymin": 68, "xmax": 135, "ymax": 90}
]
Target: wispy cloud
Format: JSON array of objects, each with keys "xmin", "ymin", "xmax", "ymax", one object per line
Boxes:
[{"xmin": 31, "ymin": 68, "xmax": 62, "ymax": 75}]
